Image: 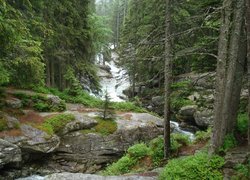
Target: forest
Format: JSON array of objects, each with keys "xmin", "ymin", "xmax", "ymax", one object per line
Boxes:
[{"xmin": 0, "ymin": 0, "xmax": 249, "ymax": 179}]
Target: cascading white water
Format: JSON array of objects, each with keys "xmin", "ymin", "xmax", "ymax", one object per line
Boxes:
[{"xmin": 97, "ymin": 52, "xmax": 130, "ymax": 102}]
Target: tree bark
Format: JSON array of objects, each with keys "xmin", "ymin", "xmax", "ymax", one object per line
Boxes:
[
  {"xmin": 211, "ymin": 0, "xmax": 232, "ymax": 152},
  {"xmin": 164, "ymin": 0, "xmax": 172, "ymax": 158},
  {"xmin": 222, "ymin": 0, "xmax": 246, "ymax": 134},
  {"xmin": 246, "ymin": 0, "xmax": 250, "ymax": 146},
  {"xmin": 211, "ymin": 0, "xmax": 246, "ymax": 152}
]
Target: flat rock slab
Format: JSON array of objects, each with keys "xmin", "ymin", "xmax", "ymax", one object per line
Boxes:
[{"xmin": 17, "ymin": 173, "xmax": 157, "ymax": 180}]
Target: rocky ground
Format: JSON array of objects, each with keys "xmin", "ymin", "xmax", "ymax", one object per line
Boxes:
[{"xmin": 0, "ymin": 89, "xmax": 165, "ymax": 179}]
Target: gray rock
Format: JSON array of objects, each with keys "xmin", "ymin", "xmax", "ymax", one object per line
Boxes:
[
  {"xmin": 4, "ymin": 114, "xmax": 20, "ymax": 129},
  {"xmin": 151, "ymin": 96, "xmax": 164, "ymax": 106},
  {"xmin": 5, "ymin": 98, "xmax": 22, "ymax": 108},
  {"xmin": 44, "ymin": 173, "xmax": 156, "ymax": 180},
  {"xmin": 18, "ymin": 124, "xmax": 60, "ymax": 153},
  {"xmin": 178, "ymin": 105, "xmax": 197, "ymax": 119},
  {"xmin": 194, "ymin": 109, "xmax": 214, "ymax": 128},
  {"xmin": 46, "ymin": 95, "xmax": 62, "ymax": 105},
  {"xmin": 60, "ymin": 113, "xmax": 98, "ymax": 135},
  {"xmin": 43, "ymin": 113, "xmax": 163, "ymax": 174},
  {"xmin": 0, "ymin": 139, "xmax": 22, "ymax": 168}
]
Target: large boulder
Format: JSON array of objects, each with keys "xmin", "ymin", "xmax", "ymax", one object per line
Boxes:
[
  {"xmin": 4, "ymin": 124, "xmax": 60, "ymax": 153},
  {"xmin": 194, "ymin": 109, "xmax": 214, "ymax": 128},
  {"xmin": 5, "ymin": 98, "xmax": 22, "ymax": 109},
  {"xmin": 0, "ymin": 139, "xmax": 22, "ymax": 168},
  {"xmin": 37, "ymin": 113, "xmax": 164, "ymax": 174},
  {"xmin": 151, "ymin": 96, "xmax": 164, "ymax": 106},
  {"xmin": 60, "ymin": 113, "xmax": 98, "ymax": 135},
  {"xmin": 178, "ymin": 105, "xmax": 197, "ymax": 124}
]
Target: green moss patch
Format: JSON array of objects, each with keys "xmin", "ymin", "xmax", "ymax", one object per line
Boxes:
[
  {"xmin": 0, "ymin": 117, "xmax": 8, "ymax": 131},
  {"xmin": 81, "ymin": 117, "xmax": 117, "ymax": 136},
  {"xmin": 38, "ymin": 113, "xmax": 75, "ymax": 135}
]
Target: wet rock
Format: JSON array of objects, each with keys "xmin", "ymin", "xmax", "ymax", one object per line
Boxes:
[
  {"xmin": 0, "ymin": 139, "xmax": 22, "ymax": 168},
  {"xmin": 44, "ymin": 172, "xmax": 156, "ymax": 180},
  {"xmin": 5, "ymin": 98, "xmax": 22, "ymax": 109}
]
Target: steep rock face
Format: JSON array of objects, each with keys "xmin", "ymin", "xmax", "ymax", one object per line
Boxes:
[{"xmin": 0, "ymin": 139, "xmax": 22, "ymax": 168}]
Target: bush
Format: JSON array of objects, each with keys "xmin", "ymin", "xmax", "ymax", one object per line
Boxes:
[
  {"xmin": 39, "ymin": 114, "xmax": 75, "ymax": 134},
  {"xmin": 127, "ymin": 143, "xmax": 151, "ymax": 160},
  {"xmin": 149, "ymin": 137, "xmax": 164, "ymax": 166},
  {"xmin": 103, "ymin": 155, "xmax": 136, "ymax": 175},
  {"xmin": 33, "ymin": 102, "xmax": 50, "ymax": 112},
  {"xmin": 236, "ymin": 113, "xmax": 248, "ymax": 135},
  {"xmin": 232, "ymin": 163, "xmax": 250, "ymax": 180},
  {"xmin": 159, "ymin": 153, "xmax": 224, "ymax": 180},
  {"xmin": 111, "ymin": 101, "xmax": 146, "ymax": 112},
  {"xmin": 220, "ymin": 133, "xmax": 237, "ymax": 153},
  {"xmin": 195, "ymin": 128, "xmax": 211, "ymax": 142}
]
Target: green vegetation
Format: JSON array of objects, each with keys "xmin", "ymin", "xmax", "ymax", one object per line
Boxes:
[
  {"xmin": 170, "ymin": 81, "xmax": 195, "ymax": 112},
  {"xmin": 111, "ymin": 101, "xmax": 146, "ymax": 112},
  {"xmin": 195, "ymin": 128, "xmax": 212, "ymax": 142},
  {"xmin": 13, "ymin": 92, "xmax": 66, "ymax": 112},
  {"xmin": 0, "ymin": 116, "xmax": 8, "ymax": 131},
  {"xmin": 220, "ymin": 133, "xmax": 237, "ymax": 153},
  {"xmin": 39, "ymin": 114, "xmax": 75, "ymax": 135},
  {"xmin": 81, "ymin": 117, "xmax": 117, "ymax": 136},
  {"xmin": 236, "ymin": 113, "xmax": 248, "ymax": 135},
  {"xmin": 159, "ymin": 153, "xmax": 225, "ymax": 180},
  {"xmin": 232, "ymin": 162, "xmax": 250, "ymax": 180},
  {"xmin": 103, "ymin": 134, "xmax": 190, "ymax": 175}
]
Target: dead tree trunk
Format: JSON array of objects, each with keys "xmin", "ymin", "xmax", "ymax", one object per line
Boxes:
[{"xmin": 164, "ymin": 0, "xmax": 172, "ymax": 158}]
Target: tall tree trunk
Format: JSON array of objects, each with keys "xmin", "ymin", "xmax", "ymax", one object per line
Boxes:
[
  {"xmin": 211, "ymin": 0, "xmax": 246, "ymax": 152},
  {"xmin": 222, "ymin": 0, "xmax": 246, "ymax": 133},
  {"xmin": 211, "ymin": 0, "xmax": 232, "ymax": 152},
  {"xmin": 164, "ymin": 0, "xmax": 172, "ymax": 158},
  {"xmin": 246, "ymin": 0, "xmax": 250, "ymax": 146},
  {"xmin": 45, "ymin": 59, "xmax": 51, "ymax": 87}
]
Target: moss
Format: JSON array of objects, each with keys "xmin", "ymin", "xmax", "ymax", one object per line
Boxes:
[
  {"xmin": 81, "ymin": 117, "xmax": 117, "ymax": 136},
  {"xmin": 111, "ymin": 101, "xmax": 146, "ymax": 112},
  {"xmin": 0, "ymin": 117, "xmax": 8, "ymax": 131},
  {"xmin": 38, "ymin": 113, "xmax": 75, "ymax": 135}
]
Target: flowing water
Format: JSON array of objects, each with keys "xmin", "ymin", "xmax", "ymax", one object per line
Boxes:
[{"xmin": 97, "ymin": 52, "xmax": 130, "ymax": 102}]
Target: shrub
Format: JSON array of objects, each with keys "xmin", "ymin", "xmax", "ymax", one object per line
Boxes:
[
  {"xmin": 103, "ymin": 155, "xmax": 136, "ymax": 175},
  {"xmin": 149, "ymin": 137, "xmax": 164, "ymax": 166},
  {"xmin": 39, "ymin": 114, "xmax": 75, "ymax": 134},
  {"xmin": 236, "ymin": 113, "xmax": 248, "ymax": 135},
  {"xmin": 220, "ymin": 133, "xmax": 237, "ymax": 153},
  {"xmin": 232, "ymin": 163, "xmax": 250, "ymax": 180},
  {"xmin": 195, "ymin": 128, "xmax": 211, "ymax": 142},
  {"xmin": 159, "ymin": 153, "xmax": 225, "ymax": 180},
  {"xmin": 33, "ymin": 102, "xmax": 50, "ymax": 112},
  {"xmin": 127, "ymin": 143, "xmax": 151, "ymax": 160}
]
